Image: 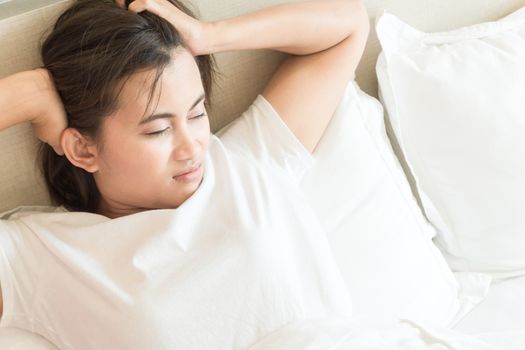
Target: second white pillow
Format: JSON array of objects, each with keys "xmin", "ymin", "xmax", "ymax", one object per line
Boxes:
[{"xmin": 375, "ymin": 8, "xmax": 525, "ymax": 278}]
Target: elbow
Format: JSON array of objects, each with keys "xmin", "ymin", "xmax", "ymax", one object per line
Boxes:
[
  {"xmin": 351, "ymin": 0, "xmax": 367, "ymax": 15},
  {"xmin": 337, "ymin": 0, "xmax": 370, "ymax": 41},
  {"xmin": 349, "ymin": 0, "xmax": 370, "ymax": 42},
  {"xmin": 354, "ymin": 0, "xmax": 370, "ymax": 32}
]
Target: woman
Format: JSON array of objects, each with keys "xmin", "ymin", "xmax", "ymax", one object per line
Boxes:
[{"xmin": 0, "ymin": 0, "xmax": 369, "ymax": 348}]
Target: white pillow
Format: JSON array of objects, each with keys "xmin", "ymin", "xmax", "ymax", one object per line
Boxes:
[
  {"xmin": 299, "ymin": 81, "xmax": 490, "ymax": 327},
  {"xmin": 375, "ymin": 7, "xmax": 525, "ymax": 278}
]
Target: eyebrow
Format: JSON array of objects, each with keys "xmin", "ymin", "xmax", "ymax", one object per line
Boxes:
[{"xmin": 138, "ymin": 92, "xmax": 206, "ymax": 125}]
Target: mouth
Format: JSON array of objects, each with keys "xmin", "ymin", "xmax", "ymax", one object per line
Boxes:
[{"xmin": 173, "ymin": 163, "xmax": 202, "ymax": 183}]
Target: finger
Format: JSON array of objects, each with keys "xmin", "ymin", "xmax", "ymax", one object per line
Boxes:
[
  {"xmin": 115, "ymin": 0, "xmax": 125, "ymax": 8},
  {"xmin": 128, "ymin": 0, "xmax": 146, "ymax": 13},
  {"xmin": 129, "ymin": 0, "xmax": 165, "ymax": 17}
]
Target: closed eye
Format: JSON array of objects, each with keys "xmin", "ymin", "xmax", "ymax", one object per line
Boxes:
[
  {"xmin": 145, "ymin": 113, "xmax": 207, "ymax": 137},
  {"xmin": 146, "ymin": 127, "xmax": 170, "ymax": 137},
  {"xmin": 193, "ymin": 112, "xmax": 207, "ymax": 119}
]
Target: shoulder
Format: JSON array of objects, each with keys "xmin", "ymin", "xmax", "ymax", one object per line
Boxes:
[{"xmin": 215, "ymin": 95, "xmax": 315, "ymax": 184}]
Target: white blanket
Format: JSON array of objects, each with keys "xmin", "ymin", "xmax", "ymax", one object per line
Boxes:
[
  {"xmin": 1, "ymin": 318, "xmax": 523, "ymax": 350},
  {"xmin": 474, "ymin": 332, "xmax": 525, "ymax": 350},
  {"xmin": 247, "ymin": 317, "xmax": 520, "ymax": 350}
]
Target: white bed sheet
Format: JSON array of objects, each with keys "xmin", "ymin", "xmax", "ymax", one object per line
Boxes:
[
  {"xmin": 453, "ymin": 275, "xmax": 525, "ymax": 349},
  {"xmin": 1, "ymin": 277, "xmax": 525, "ymax": 349},
  {"xmin": 454, "ymin": 275, "xmax": 525, "ymax": 333}
]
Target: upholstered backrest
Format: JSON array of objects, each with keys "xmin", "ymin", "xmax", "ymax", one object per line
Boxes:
[{"xmin": 1, "ymin": 0, "xmax": 524, "ymax": 212}]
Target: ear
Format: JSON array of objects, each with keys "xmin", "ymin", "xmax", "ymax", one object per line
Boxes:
[{"xmin": 60, "ymin": 128, "xmax": 100, "ymax": 173}]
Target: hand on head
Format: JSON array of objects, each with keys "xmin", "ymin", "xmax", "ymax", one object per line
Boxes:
[
  {"xmin": 30, "ymin": 68, "xmax": 67, "ymax": 156},
  {"xmin": 115, "ymin": 0, "xmax": 210, "ymax": 56}
]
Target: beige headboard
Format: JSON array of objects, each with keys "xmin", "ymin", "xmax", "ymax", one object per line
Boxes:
[{"xmin": 1, "ymin": 0, "xmax": 524, "ymax": 213}]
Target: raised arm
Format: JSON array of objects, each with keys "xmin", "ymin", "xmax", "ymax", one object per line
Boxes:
[
  {"xmin": 237, "ymin": 0, "xmax": 369, "ymax": 154},
  {"xmin": 0, "ymin": 69, "xmax": 66, "ymax": 155},
  {"xmin": 0, "ymin": 71, "xmax": 38, "ymax": 130},
  {"xmin": 122, "ymin": 0, "xmax": 370, "ymax": 153},
  {"xmin": 202, "ymin": 1, "xmax": 370, "ymax": 153}
]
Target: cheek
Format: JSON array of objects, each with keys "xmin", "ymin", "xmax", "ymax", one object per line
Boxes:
[
  {"xmin": 121, "ymin": 140, "xmax": 170, "ymax": 169},
  {"xmin": 99, "ymin": 131, "xmax": 170, "ymax": 175},
  {"xmin": 196, "ymin": 118, "xmax": 211, "ymax": 148}
]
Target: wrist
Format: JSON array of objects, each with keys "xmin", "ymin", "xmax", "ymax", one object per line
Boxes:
[
  {"xmin": 25, "ymin": 69, "xmax": 52, "ymax": 124},
  {"xmin": 194, "ymin": 21, "xmax": 216, "ymax": 56},
  {"xmin": 162, "ymin": 7, "xmax": 212, "ymax": 57},
  {"xmin": 192, "ymin": 21, "xmax": 214, "ymax": 56},
  {"xmin": 180, "ymin": 19, "xmax": 217, "ymax": 56},
  {"xmin": 8, "ymin": 70, "xmax": 41, "ymax": 124},
  {"xmin": 197, "ymin": 20, "xmax": 237, "ymax": 55}
]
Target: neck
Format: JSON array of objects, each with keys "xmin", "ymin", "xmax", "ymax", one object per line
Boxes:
[{"xmin": 97, "ymin": 198, "xmax": 146, "ymax": 219}]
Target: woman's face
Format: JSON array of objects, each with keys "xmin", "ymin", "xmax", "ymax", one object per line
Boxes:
[{"xmin": 94, "ymin": 48, "xmax": 210, "ymax": 218}]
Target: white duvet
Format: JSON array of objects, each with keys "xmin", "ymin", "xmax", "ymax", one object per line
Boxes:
[
  {"xmin": 1, "ymin": 318, "xmax": 524, "ymax": 350},
  {"xmin": 249, "ymin": 272, "xmax": 525, "ymax": 350},
  {"xmin": 248, "ymin": 317, "xmax": 523, "ymax": 350}
]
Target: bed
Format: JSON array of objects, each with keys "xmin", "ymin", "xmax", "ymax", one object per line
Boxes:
[{"xmin": 1, "ymin": 0, "xmax": 524, "ymax": 348}]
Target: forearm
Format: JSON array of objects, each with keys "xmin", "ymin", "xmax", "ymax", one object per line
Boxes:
[
  {"xmin": 0, "ymin": 70, "xmax": 42, "ymax": 131},
  {"xmin": 200, "ymin": 0, "xmax": 366, "ymax": 56}
]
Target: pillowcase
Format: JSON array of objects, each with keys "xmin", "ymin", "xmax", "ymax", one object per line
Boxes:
[
  {"xmin": 375, "ymin": 7, "xmax": 525, "ymax": 278},
  {"xmin": 298, "ymin": 81, "xmax": 490, "ymax": 327}
]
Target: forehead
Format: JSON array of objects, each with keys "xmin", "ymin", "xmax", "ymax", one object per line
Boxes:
[{"xmin": 115, "ymin": 49, "xmax": 203, "ymax": 121}]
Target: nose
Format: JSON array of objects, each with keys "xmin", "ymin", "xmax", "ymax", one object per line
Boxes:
[{"xmin": 172, "ymin": 124, "xmax": 200, "ymax": 161}]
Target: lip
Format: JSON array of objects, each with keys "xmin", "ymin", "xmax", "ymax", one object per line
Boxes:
[{"xmin": 174, "ymin": 163, "xmax": 202, "ymax": 183}]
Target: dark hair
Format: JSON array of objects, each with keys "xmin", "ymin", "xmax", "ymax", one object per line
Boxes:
[{"xmin": 38, "ymin": 0, "xmax": 215, "ymax": 213}]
